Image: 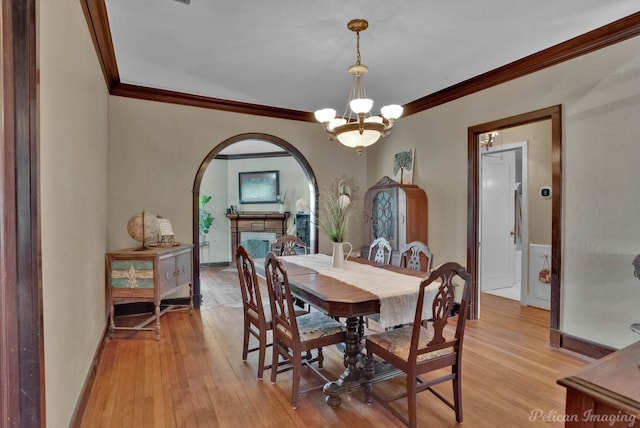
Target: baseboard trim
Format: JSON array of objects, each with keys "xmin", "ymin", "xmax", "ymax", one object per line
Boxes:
[
  {"xmin": 200, "ymin": 261, "xmax": 229, "ymax": 268},
  {"xmin": 557, "ymin": 331, "xmax": 616, "ymax": 360},
  {"xmin": 69, "ymin": 324, "xmax": 109, "ymax": 428}
]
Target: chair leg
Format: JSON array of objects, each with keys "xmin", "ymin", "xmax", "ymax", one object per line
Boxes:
[
  {"xmin": 453, "ymin": 367, "xmax": 463, "ymax": 422},
  {"xmin": 270, "ymin": 341, "xmax": 279, "ymax": 384},
  {"xmin": 291, "ymin": 352, "xmax": 302, "ymax": 409},
  {"xmin": 317, "ymin": 347, "xmax": 324, "ymax": 369},
  {"xmin": 242, "ymin": 318, "xmax": 250, "ymax": 361},
  {"xmin": 407, "ymin": 376, "xmax": 418, "ymax": 428},
  {"xmin": 257, "ymin": 332, "xmax": 267, "ymax": 380}
]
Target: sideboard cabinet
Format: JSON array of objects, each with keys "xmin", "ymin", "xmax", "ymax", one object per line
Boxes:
[
  {"xmin": 361, "ymin": 176, "xmax": 428, "ymax": 264},
  {"xmin": 106, "ymin": 244, "xmax": 193, "ymax": 340}
]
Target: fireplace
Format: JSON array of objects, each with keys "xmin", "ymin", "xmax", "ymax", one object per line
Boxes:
[{"xmin": 226, "ymin": 212, "xmax": 290, "ymax": 263}]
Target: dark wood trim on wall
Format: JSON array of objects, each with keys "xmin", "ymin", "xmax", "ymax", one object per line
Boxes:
[
  {"xmin": 0, "ymin": 2, "xmax": 21, "ymax": 425},
  {"xmin": 215, "ymin": 151, "xmax": 291, "ymax": 160},
  {"xmin": 191, "ymin": 133, "xmax": 320, "ymax": 309},
  {"xmin": 79, "ymin": 0, "xmax": 119, "ymax": 90},
  {"xmin": 467, "ymin": 106, "xmax": 562, "ymax": 340},
  {"xmin": 111, "ymin": 83, "xmax": 314, "ymax": 122},
  {"xmin": 403, "ymin": 12, "xmax": 640, "ymax": 115},
  {"xmin": 558, "ymin": 333, "xmax": 616, "ymax": 360},
  {"xmin": 80, "ymin": 5, "xmax": 640, "ymax": 120},
  {"xmin": 1, "ymin": 0, "xmax": 43, "ymax": 426}
]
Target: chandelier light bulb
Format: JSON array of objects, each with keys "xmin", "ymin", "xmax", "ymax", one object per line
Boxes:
[
  {"xmin": 381, "ymin": 104, "xmax": 403, "ymax": 120},
  {"xmin": 327, "ymin": 117, "xmax": 346, "ymax": 131},
  {"xmin": 314, "ymin": 108, "xmax": 336, "ymax": 123},
  {"xmin": 349, "ymin": 98, "xmax": 373, "ymax": 114}
]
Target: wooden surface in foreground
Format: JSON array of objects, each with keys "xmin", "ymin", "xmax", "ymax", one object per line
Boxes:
[{"xmin": 80, "ymin": 266, "xmax": 588, "ymax": 427}]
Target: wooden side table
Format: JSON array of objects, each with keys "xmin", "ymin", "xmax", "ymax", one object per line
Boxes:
[
  {"xmin": 105, "ymin": 244, "xmax": 193, "ymax": 340},
  {"xmin": 558, "ymin": 341, "xmax": 640, "ymax": 427}
]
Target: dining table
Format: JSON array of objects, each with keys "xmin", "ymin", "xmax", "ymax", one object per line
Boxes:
[{"xmin": 254, "ymin": 253, "xmax": 438, "ymax": 407}]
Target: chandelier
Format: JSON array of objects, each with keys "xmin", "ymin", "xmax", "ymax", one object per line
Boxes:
[{"xmin": 314, "ymin": 19, "xmax": 403, "ymax": 156}]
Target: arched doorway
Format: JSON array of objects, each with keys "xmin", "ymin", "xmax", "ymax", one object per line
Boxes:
[{"xmin": 190, "ymin": 133, "xmax": 319, "ymax": 308}]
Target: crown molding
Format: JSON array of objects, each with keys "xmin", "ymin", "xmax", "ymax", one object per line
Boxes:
[
  {"xmin": 403, "ymin": 12, "xmax": 640, "ymax": 115},
  {"xmin": 80, "ymin": 2, "xmax": 640, "ymax": 121},
  {"xmin": 110, "ymin": 83, "xmax": 313, "ymax": 122}
]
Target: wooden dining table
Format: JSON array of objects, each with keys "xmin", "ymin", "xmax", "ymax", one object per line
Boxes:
[{"xmin": 255, "ymin": 254, "xmax": 432, "ymax": 407}]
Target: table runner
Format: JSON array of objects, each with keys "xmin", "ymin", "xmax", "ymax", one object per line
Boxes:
[{"xmin": 280, "ymin": 254, "xmax": 437, "ymax": 328}]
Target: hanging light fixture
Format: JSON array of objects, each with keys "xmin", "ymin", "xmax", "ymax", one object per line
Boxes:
[{"xmin": 314, "ymin": 19, "xmax": 403, "ymax": 156}]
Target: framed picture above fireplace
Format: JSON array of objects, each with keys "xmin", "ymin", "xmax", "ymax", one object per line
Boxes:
[{"xmin": 239, "ymin": 170, "xmax": 279, "ymax": 204}]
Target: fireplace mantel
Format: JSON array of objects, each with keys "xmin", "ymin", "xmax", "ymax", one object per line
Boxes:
[{"xmin": 226, "ymin": 212, "xmax": 290, "ymax": 263}]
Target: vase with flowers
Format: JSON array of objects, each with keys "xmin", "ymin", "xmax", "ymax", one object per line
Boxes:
[
  {"xmin": 276, "ymin": 193, "xmax": 287, "ymax": 213},
  {"xmin": 319, "ymin": 176, "xmax": 358, "ymax": 268}
]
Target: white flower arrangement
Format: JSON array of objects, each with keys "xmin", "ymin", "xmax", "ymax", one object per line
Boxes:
[{"xmin": 319, "ymin": 176, "xmax": 359, "ymax": 243}]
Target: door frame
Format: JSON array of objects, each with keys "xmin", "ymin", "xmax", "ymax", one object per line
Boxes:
[{"xmin": 467, "ymin": 105, "xmax": 562, "ymax": 346}]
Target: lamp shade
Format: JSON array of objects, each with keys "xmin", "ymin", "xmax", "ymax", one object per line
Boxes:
[
  {"xmin": 349, "ymin": 98, "xmax": 373, "ymax": 114},
  {"xmin": 381, "ymin": 104, "xmax": 403, "ymax": 120},
  {"xmin": 314, "ymin": 108, "xmax": 336, "ymax": 123},
  {"xmin": 336, "ymin": 129, "xmax": 381, "ymax": 148}
]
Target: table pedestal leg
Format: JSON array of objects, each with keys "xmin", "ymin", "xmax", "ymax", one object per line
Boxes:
[{"xmin": 324, "ymin": 316, "xmax": 365, "ymax": 407}]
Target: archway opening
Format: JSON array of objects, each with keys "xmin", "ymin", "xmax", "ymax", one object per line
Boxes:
[{"xmin": 191, "ymin": 133, "xmax": 319, "ymax": 308}]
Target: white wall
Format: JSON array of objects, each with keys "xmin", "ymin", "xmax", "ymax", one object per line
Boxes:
[
  {"xmin": 200, "ymin": 158, "xmax": 228, "ymax": 263},
  {"xmin": 367, "ymin": 36, "xmax": 640, "ymax": 349},
  {"xmin": 39, "ymin": 2, "xmax": 110, "ymax": 427}
]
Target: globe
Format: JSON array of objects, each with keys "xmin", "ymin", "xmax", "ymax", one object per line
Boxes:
[{"xmin": 127, "ymin": 212, "xmax": 161, "ymax": 244}]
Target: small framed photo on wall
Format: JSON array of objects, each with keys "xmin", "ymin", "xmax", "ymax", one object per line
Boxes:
[{"xmin": 393, "ymin": 148, "xmax": 415, "ymax": 185}]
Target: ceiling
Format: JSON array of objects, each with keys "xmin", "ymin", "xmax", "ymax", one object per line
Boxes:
[{"xmin": 104, "ymin": 1, "xmax": 639, "ymax": 117}]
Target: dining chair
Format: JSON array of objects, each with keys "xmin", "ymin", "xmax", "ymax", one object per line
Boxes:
[
  {"xmin": 270, "ymin": 235, "xmax": 308, "ymax": 256},
  {"xmin": 270, "ymin": 234, "xmax": 310, "ymax": 311},
  {"xmin": 368, "ymin": 237, "xmax": 392, "ymax": 264},
  {"xmin": 235, "ymin": 245, "xmax": 274, "ymax": 380},
  {"xmin": 236, "ymin": 245, "xmax": 309, "ymax": 380},
  {"xmin": 264, "ymin": 252, "xmax": 346, "ymax": 409},
  {"xmin": 399, "ymin": 241, "xmax": 433, "ymax": 273},
  {"xmin": 364, "ymin": 262, "xmax": 472, "ymax": 428}
]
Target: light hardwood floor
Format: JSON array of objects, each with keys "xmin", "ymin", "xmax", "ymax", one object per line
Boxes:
[{"xmin": 80, "ymin": 266, "xmax": 588, "ymax": 427}]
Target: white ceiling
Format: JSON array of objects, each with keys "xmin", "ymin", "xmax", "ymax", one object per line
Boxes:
[{"xmin": 104, "ymin": 1, "xmax": 639, "ymax": 115}]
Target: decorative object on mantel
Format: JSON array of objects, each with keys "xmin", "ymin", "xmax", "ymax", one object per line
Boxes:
[
  {"xmin": 295, "ymin": 198, "xmax": 308, "ymax": 213},
  {"xmin": 392, "ymin": 148, "xmax": 415, "ymax": 185},
  {"xmin": 314, "ymin": 19, "xmax": 403, "ymax": 157},
  {"xmin": 276, "ymin": 192, "xmax": 287, "ymax": 213},
  {"xmin": 318, "ymin": 176, "xmax": 359, "ymax": 268},
  {"xmin": 126, "ymin": 210, "xmax": 160, "ymax": 250}
]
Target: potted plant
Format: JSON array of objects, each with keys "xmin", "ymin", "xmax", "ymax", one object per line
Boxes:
[{"xmin": 199, "ymin": 195, "xmax": 214, "ymax": 241}]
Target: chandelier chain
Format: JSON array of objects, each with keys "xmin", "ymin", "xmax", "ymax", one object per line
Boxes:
[{"xmin": 355, "ymin": 30, "xmax": 361, "ymax": 66}]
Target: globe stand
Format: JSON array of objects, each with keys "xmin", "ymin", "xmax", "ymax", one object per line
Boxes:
[{"xmin": 133, "ymin": 209, "xmax": 153, "ymax": 251}]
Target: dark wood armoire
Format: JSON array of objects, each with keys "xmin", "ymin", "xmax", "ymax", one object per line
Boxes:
[{"xmin": 360, "ymin": 176, "xmax": 428, "ymax": 265}]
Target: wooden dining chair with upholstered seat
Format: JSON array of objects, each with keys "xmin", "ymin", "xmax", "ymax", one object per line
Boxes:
[
  {"xmin": 368, "ymin": 237, "xmax": 392, "ymax": 265},
  {"xmin": 264, "ymin": 252, "xmax": 346, "ymax": 409},
  {"xmin": 270, "ymin": 234, "xmax": 310, "ymax": 310},
  {"xmin": 364, "ymin": 262, "xmax": 472, "ymax": 428},
  {"xmin": 399, "ymin": 241, "xmax": 434, "ymax": 273},
  {"xmin": 270, "ymin": 235, "xmax": 308, "ymax": 256},
  {"xmin": 235, "ymin": 245, "xmax": 308, "ymax": 380},
  {"xmin": 235, "ymin": 244, "xmax": 273, "ymax": 380}
]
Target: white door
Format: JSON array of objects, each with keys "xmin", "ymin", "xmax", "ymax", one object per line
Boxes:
[{"xmin": 481, "ymin": 150, "xmax": 517, "ymax": 290}]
